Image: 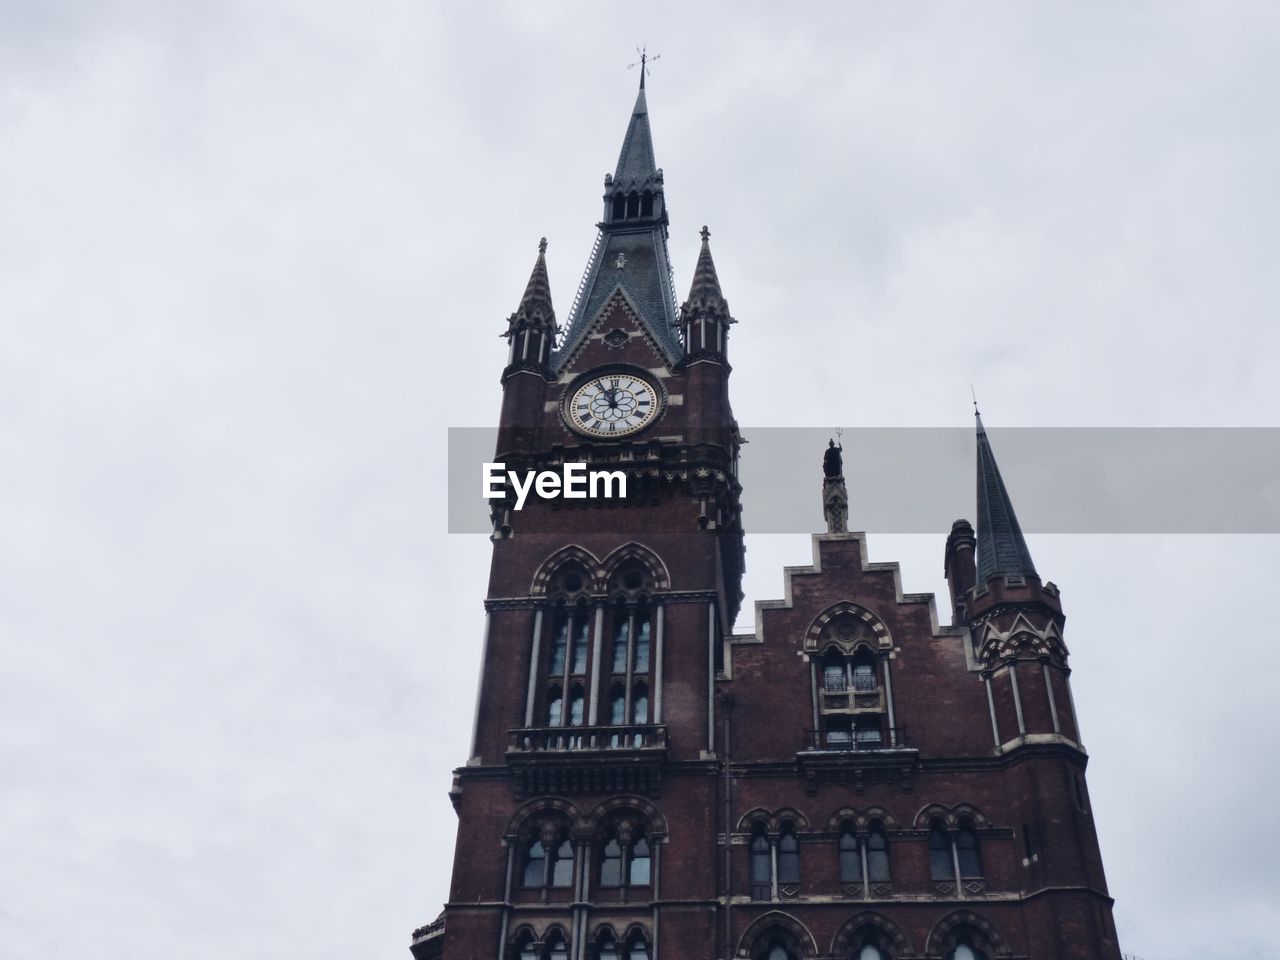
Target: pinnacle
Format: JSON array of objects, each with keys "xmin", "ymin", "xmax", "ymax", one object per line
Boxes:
[
  {"xmin": 974, "ymin": 413, "xmax": 1038, "ymax": 584},
  {"xmin": 514, "ymin": 237, "xmax": 555, "ymax": 326}
]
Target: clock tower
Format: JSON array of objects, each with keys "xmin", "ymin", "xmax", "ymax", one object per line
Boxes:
[{"xmin": 412, "ymin": 76, "xmax": 1120, "ymax": 960}]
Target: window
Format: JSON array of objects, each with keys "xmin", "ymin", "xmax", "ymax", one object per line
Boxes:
[
  {"xmin": 600, "ymin": 834, "xmax": 623, "ymax": 886},
  {"xmin": 956, "ymin": 823, "xmax": 982, "ymax": 877},
  {"xmin": 640, "ymin": 191, "xmax": 654, "ymax": 217},
  {"xmin": 597, "ymin": 933, "xmax": 620, "ymax": 960},
  {"xmin": 612, "ymin": 614, "xmax": 629, "ymax": 673},
  {"xmin": 612, "ymin": 195, "xmax": 626, "ymax": 220},
  {"xmin": 523, "ymin": 837, "xmax": 546, "ymax": 887},
  {"xmin": 777, "ymin": 824, "xmax": 800, "ymax": 884},
  {"xmin": 515, "ymin": 933, "xmax": 539, "ymax": 960},
  {"xmin": 928, "ymin": 824, "xmax": 952, "ymax": 881},
  {"xmin": 568, "ymin": 689, "xmax": 585, "ymax": 727},
  {"xmin": 547, "ymin": 686, "xmax": 563, "ymax": 727},
  {"xmin": 750, "ymin": 825, "xmax": 771, "ymax": 900},
  {"xmin": 550, "ymin": 835, "xmax": 574, "ymax": 887},
  {"xmin": 632, "ymin": 683, "xmax": 649, "ymax": 725},
  {"xmin": 839, "ymin": 824, "xmax": 860, "ymax": 882},
  {"xmin": 549, "ymin": 613, "xmax": 568, "ymax": 675},
  {"xmin": 609, "ymin": 685, "xmax": 626, "ymax": 725},
  {"xmin": 859, "ymin": 946, "xmax": 885, "ymax": 960},
  {"xmin": 629, "ymin": 834, "xmax": 651, "ymax": 886},
  {"xmin": 947, "ymin": 943, "xmax": 989, "ymax": 960},
  {"xmin": 854, "ymin": 718, "xmax": 883, "ymax": 746},
  {"xmin": 596, "ymin": 821, "xmax": 653, "ymax": 890},
  {"xmin": 626, "ymin": 193, "xmax": 639, "ymax": 218},
  {"xmin": 867, "ymin": 825, "xmax": 890, "ymax": 882},
  {"xmin": 633, "ymin": 615, "xmax": 650, "ymax": 672},
  {"xmin": 547, "ymin": 932, "xmax": 569, "ymax": 960},
  {"xmin": 625, "ymin": 932, "xmax": 650, "ymax": 960},
  {"xmin": 571, "ymin": 616, "xmax": 588, "ymax": 674},
  {"xmin": 852, "ymin": 652, "xmax": 876, "ymax": 690}
]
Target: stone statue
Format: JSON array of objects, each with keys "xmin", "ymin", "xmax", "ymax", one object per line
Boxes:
[{"xmin": 823, "ymin": 438, "xmax": 843, "ymax": 478}]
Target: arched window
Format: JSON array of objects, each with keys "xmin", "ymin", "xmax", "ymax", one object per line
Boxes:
[
  {"xmin": 547, "ymin": 932, "xmax": 569, "ymax": 960},
  {"xmin": 612, "ymin": 195, "xmax": 626, "ymax": 220},
  {"xmin": 523, "ymin": 837, "xmax": 546, "ymax": 887},
  {"xmin": 550, "ymin": 834, "xmax": 574, "ymax": 887},
  {"xmin": 515, "ymin": 931, "xmax": 539, "ymax": 960},
  {"xmin": 626, "ymin": 931, "xmax": 650, "ymax": 960},
  {"xmin": 947, "ymin": 943, "xmax": 988, "ymax": 960},
  {"xmin": 611, "ymin": 609, "xmax": 629, "ymax": 674},
  {"xmin": 609, "ymin": 685, "xmax": 626, "ymax": 724},
  {"xmin": 956, "ymin": 822, "xmax": 982, "ymax": 877},
  {"xmin": 547, "ymin": 685, "xmax": 564, "ymax": 727},
  {"xmin": 852, "ymin": 650, "xmax": 877, "ymax": 690},
  {"xmin": 763, "ymin": 939, "xmax": 795, "ymax": 960},
  {"xmin": 859, "ymin": 947, "xmax": 885, "ymax": 960},
  {"xmin": 632, "ymin": 682, "xmax": 649, "ymax": 725},
  {"xmin": 568, "ymin": 688, "xmax": 585, "ymax": 727},
  {"xmin": 749, "ymin": 825, "xmax": 771, "ymax": 900},
  {"xmin": 822, "ymin": 649, "xmax": 846, "ymax": 692},
  {"xmin": 600, "ymin": 833, "xmax": 623, "ymax": 886},
  {"xmin": 928, "ymin": 823, "xmax": 952, "ymax": 881},
  {"xmin": 626, "ymin": 192, "xmax": 640, "ymax": 218},
  {"xmin": 640, "ymin": 191, "xmax": 654, "ymax": 217},
  {"xmin": 777, "ymin": 823, "xmax": 800, "ymax": 884},
  {"xmin": 633, "ymin": 614, "xmax": 651, "ymax": 672},
  {"xmin": 596, "ymin": 932, "xmax": 620, "ymax": 960},
  {"xmin": 549, "ymin": 611, "xmax": 568, "ymax": 675},
  {"xmin": 866, "ymin": 824, "xmax": 890, "ymax": 882},
  {"xmin": 571, "ymin": 612, "xmax": 589, "ymax": 674},
  {"xmin": 629, "ymin": 833, "xmax": 651, "ymax": 885},
  {"xmin": 838, "ymin": 823, "xmax": 860, "ymax": 882}
]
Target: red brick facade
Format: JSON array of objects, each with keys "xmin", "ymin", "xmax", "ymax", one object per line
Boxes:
[{"xmin": 412, "ymin": 83, "xmax": 1119, "ymax": 960}]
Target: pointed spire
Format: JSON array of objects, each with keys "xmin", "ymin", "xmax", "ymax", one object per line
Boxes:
[
  {"xmin": 975, "ymin": 410, "xmax": 1038, "ymax": 585},
  {"xmin": 503, "ymin": 238, "xmax": 557, "ymax": 373},
  {"xmin": 614, "ymin": 85, "xmax": 657, "ymax": 187},
  {"xmin": 685, "ymin": 225, "xmax": 727, "ymax": 309},
  {"xmin": 515, "ymin": 237, "xmax": 555, "ymax": 324}
]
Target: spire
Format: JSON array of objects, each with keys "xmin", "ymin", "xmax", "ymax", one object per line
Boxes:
[
  {"xmin": 685, "ymin": 226, "xmax": 728, "ymax": 312},
  {"xmin": 614, "ymin": 85, "xmax": 657, "ymax": 188},
  {"xmin": 503, "ymin": 238, "xmax": 557, "ymax": 374},
  {"xmin": 975, "ymin": 411, "xmax": 1038, "ymax": 585},
  {"xmin": 552, "ymin": 84, "xmax": 681, "ymax": 372},
  {"xmin": 515, "ymin": 237, "xmax": 555, "ymax": 323},
  {"xmin": 681, "ymin": 226, "xmax": 734, "ymax": 359}
]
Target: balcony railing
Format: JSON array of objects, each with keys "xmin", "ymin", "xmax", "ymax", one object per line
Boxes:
[
  {"xmin": 508, "ymin": 723, "xmax": 668, "ymax": 754},
  {"xmin": 822, "ymin": 672, "xmax": 878, "ymax": 693},
  {"xmin": 803, "ymin": 727, "xmax": 907, "ymax": 752}
]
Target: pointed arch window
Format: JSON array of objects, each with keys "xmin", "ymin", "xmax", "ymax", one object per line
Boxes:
[
  {"xmin": 523, "ymin": 837, "xmax": 546, "ymax": 887},
  {"xmin": 633, "ymin": 615, "xmax": 651, "ymax": 673},
  {"xmin": 956, "ymin": 822, "xmax": 982, "ymax": 877},
  {"xmin": 596, "ymin": 932, "xmax": 620, "ymax": 960},
  {"xmin": 600, "ymin": 834, "xmax": 623, "ymax": 887},
  {"xmin": 547, "ymin": 932, "xmax": 570, "ymax": 960},
  {"xmin": 928, "ymin": 823, "xmax": 952, "ymax": 881},
  {"xmin": 550, "ymin": 835, "xmax": 574, "ymax": 888},
  {"xmin": 611, "ymin": 610, "xmax": 629, "ymax": 674},
  {"xmin": 626, "ymin": 192, "xmax": 640, "ymax": 218},
  {"xmin": 749, "ymin": 825, "xmax": 772, "ymax": 900},
  {"xmin": 612, "ymin": 195, "xmax": 626, "ymax": 220},
  {"xmin": 640, "ymin": 191, "xmax": 654, "ymax": 217},
  {"xmin": 632, "ymin": 682, "xmax": 649, "ymax": 725},
  {"xmin": 838, "ymin": 824, "xmax": 861, "ymax": 883},
  {"xmin": 546, "ymin": 685, "xmax": 563, "ymax": 727},
  {"xmin": 515, "ymin": 932, "xmax": 539, "ymax": 960},
  {"xmin": 777, "ymin": 824, "xmax": 800, "ymax": 884},
  {"xmin": 867, "ymin": 824, "xmax": 890, "ymax": 882},
  {"xmin": 549, "ymin": 612, "xmax": 568, "ymax": 676},
  {"xmin": 626, "ymin": 932, "xmax": 650, "ymax": 960},
  {"xmin": 629, "ymin": 833, "xmax": 651, "ymax": 886}
]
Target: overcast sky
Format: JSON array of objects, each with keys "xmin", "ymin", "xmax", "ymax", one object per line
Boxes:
[{"xmin": 3, "ymin": 3, "xmax": 1279, "ymax": 959}]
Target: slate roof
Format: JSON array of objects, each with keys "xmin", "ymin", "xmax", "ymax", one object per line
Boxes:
[{"xmin": 975, "ymin": 413, "xmax": 1039, "ymax": 584}]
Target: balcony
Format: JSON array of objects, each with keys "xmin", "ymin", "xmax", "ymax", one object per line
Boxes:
[
  {"xmin": 506, "ymin": 724, "xmax": 668, "ymax": 797},
  {"xmin": 796, "ymin": 727, "xmax": 918, "ymax": 796}
]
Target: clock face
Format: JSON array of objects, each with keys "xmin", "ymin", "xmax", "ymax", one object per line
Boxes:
[{"xmin": 564, "ymin": 372, "xmax": 661, "ymax": 438}]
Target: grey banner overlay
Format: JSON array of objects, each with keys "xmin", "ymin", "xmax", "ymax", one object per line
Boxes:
[{"xmin": 448, "ymin": 427, "xmax": 1280, "ymax": 534}]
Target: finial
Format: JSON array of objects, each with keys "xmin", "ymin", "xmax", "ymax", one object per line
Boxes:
[
  {"xmin": 628, "ymin": 45, "xmax": 661, "ymax": 90},
  {"xmin": 971, "ymin": 385, "xmax": 980, "ymax": 418},
  {"xmin": 538, "ymin": 237, "xmax": 547, "ymax": 254},
  {"xmin": 700, "ymin": 225, "xmax": 710, "ymax": 242}
]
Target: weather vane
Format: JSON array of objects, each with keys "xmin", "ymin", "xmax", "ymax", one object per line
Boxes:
[{"xmin": 627, "ymin": 45, "xmax": 661, "ymax": 88}]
